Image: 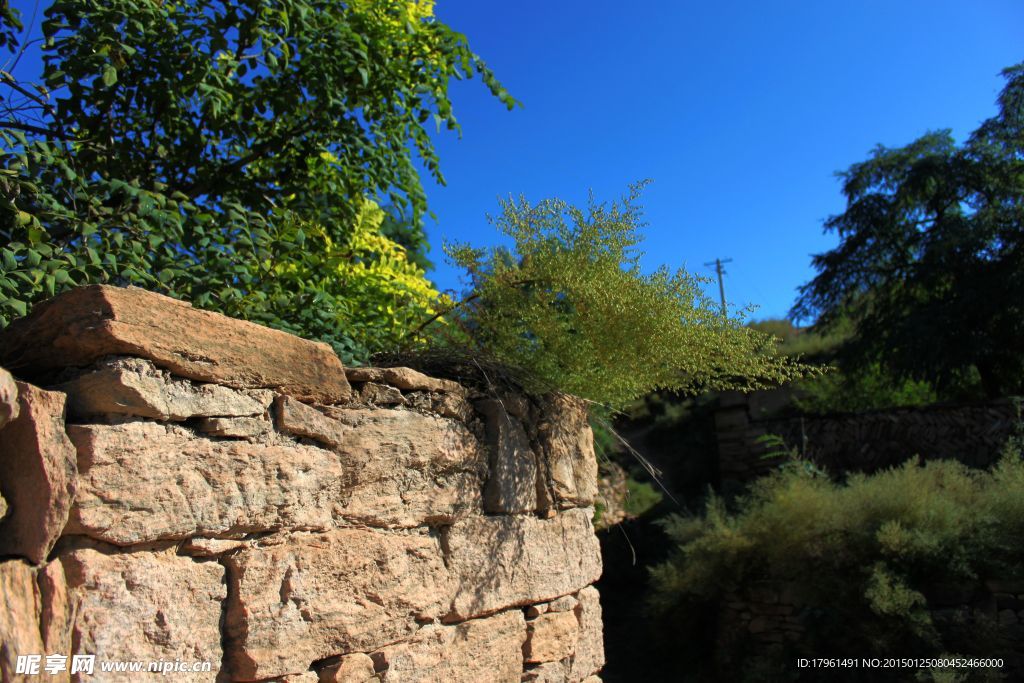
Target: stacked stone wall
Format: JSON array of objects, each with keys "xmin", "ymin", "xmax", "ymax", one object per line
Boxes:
[
  {"xmin": 714, "ymin": 391, "xmax": 1020, "ymax": 483},
  {"xmin": 0, "ymin": 285, "xmax": 605, "ymax": 682}
]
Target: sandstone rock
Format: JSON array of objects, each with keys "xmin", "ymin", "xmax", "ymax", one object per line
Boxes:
[
  {"xmin": 0, "ymin": 366, "xmax": 18, "ymax": 429},
  {"xmin": 195, "ymin": 415, "xmax": 272, "ymax": 440},
  {"xmin": 38, "ymin": 560, "xmax": 74, "ymax": 671},
  {"xmin": 0, "ymin": 492, "xmax": 6, "ymax": 522},
  {"xmin": 0, "ymin": 383, "xmax": 77, "ymax": 564},
  {"xmin": 0, "ymin": 285, "xmax": 350, "ymax": 402},
  {"xmin": 223, "ymin": 529, "xmax": 451, "ymax": 680},
  {"xmin": 280, "ymin": 673, "xmax": 320, "ymax": 682},
  {"xmin": 547, "ymin": 595, "xmax": 579, "ymax": 613},
  {"xmin": 540, "ymin": 394, "xmax": 598, "ymax": 509},
  {"xmin": 430, "ymin": 392, "xmax": 474, "ymax": 422},
  {"xmin": 359, "ymin": 382, "xmax": 406, "ymax": 406},
  {"xmin": 61, "ymin": 549, "xmax": 224, "ymax": 682},
  {"xmin": 522, "ymin": 662, "xmax": 568, "ymax": 683},
  {"xmin": 525, "ymin": 603, "xmax": 549, "ymax": 618},
  {"xmin": 346, "ymin": 366, "xmax": 465, "ymax": 396},
  {"xmin": 581, "ymin": 677, "xmax": 603, "ymax": 683},
  {"xmin": 0, "ymin": 560, "xmax": 45, "ymax": 681},
  {"xmin": 66, "ymin": 411, "xmax": 483, "ymax": 544},
  {"xmin": 568, "ymin": 587, "xmax": 604, "ymax": 682},
  {"xmin": 56, "ymin": 357, "xmax": 273, "ymax": 421},
  {"xmin": 179, "ymin": 537, "xmax": 249, "ymax": 557},
  {"xmin": 444, "ymin": 508, "xmax": 602, "ymax": 621},
  {"xmin": 371, "ymin": 610, "xmax": 526, "ymax": 683},
  {"xmin": 323, "ymin": 408, "xmax": 484, "ymax": 527},
  {"xmin": 476, "ymin": 399, "xmax": 539, "ymax": 514},
  {"xmin": 65, "ymin": 421, "xmax": 345, "ymax": 544},
  {"xmin": 524, "ymin": 611, "xmax": 579, "ymax": 663},
  {"xmin": 275, "ymin": 395, "xmax": 346, "ymax": 447},
  {"xmin": 318, "ymin": 653, "xmax": 377, "ymax": 682}
]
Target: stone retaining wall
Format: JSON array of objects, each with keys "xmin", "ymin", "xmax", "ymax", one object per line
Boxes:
[
  {"xmin": 714, "ymin": 391, "xmax": 1020, "ymax": 483},
  {"xmin": 0, "ymin": 285, "xmax": 605, "ymax": 683}
]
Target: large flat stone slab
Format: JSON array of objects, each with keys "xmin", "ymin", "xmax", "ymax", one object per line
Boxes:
[
  {"xmin": 0, "ymin": 383, "xmax": 77, "ymax": 564},
  {"xmin": 371, "ymin": 610, "xmax": 526, "ymax": 683},
  {"xmin": 476, "ymin": 399, "xmax": 540, "ymax": 515},
  {"xmin": 444, "ymin": 508, "xmax": 602, "ymax": 621},
  {"xmin": 0, "ymin": 285, "xmax": 350, "ymax": 402},
  {"xmin": 223, "ymin": 529, "xmax": 452, "ymax": 680},
  {"xmin": 66, "ymin": 410, "xmax": 483, "ymax": 544},
  {"xmin": 56, "ymin": 357, "xmax": 273, "ymax": 421},
  {"xmin": 61, "ymin": 549, "xmax": 225, "ymax": 682}
]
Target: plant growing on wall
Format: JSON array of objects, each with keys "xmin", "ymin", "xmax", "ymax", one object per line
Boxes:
[
  {"xmin": 0, "ymin": 0, "xmax": 515, "ymax": 363},
  {"xmin": 422, "ymin": 183, "xmax": 815, "ymax": 409}
]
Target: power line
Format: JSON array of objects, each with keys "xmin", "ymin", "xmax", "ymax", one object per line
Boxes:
[{"xmin": 704, "ymin": 257, "xmax": 732, "ymax": 318}]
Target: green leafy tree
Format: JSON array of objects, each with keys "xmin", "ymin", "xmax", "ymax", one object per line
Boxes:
[
  {"xmin": 0, "ymin": 0, "xmax": 514, "ymax": 362},
  {"xmin": 427, "ymin": 183, "xmax": 813, "ymax": 409},
  {"xmin": 792, "ymin": 63, "xmax": 1024, "ymax": 398}
]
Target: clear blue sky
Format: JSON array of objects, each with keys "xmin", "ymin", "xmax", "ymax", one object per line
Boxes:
[{"xmin": 422, "ymin": 1, "xmax": 1023, "ymax": 321}]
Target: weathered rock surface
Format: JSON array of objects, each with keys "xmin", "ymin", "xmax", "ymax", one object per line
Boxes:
[
  {"xmin": 568, "ymin": 587, "xmax": 605, "ymax": 682},
  {"xmin": 444, "ymin": 508, "xmax": 602, "ymax": 621},
  {"xmin": 525, "ymin": 611, "xmax": 579, "ymax": 664},
  {"xmin": 0, "ymin": 383, "xmax": 77, "ymax": 564},
  {"xmin": 195, "ymin": 415, "xmax": 273, "ymax": 440},
  {"xmin": 540, "ymin": 394, "xmax": 598, "ymax": 508},
  {"xmin": 523, "ymin": 662, "xmax": 569, "ymax": 683},
  {"xmin": 371, "ymin": 610, "xmax": 526, "ymax": 683},
  {"xmin": 346, "ymin": 366, "xmax": 465, "ymax": 396},
  {"xmin": 318, "ymin": 653, "xmax": 377, "ymax": 682},
  {"xmin": 359, "ymin": 382, "xmax": 406, "ymax": 406},
  {"xmin": 0, "ymin": 285, "xmax": 350, "ymax": 402},
  {"xmin": 61, "ymin": 549, "xmax": 224, "ymax": 682},
  {"xmin": 65, "ymin": 421, "xmax": 345, "ymax": 544},
  {"xmin": 56, "ymin": 357, "xmax": 273, "ymax": 421},
  {"xmin": 0, "ymin": 561, "xmax": 45, "ymax": 681},
  {"xmin": 223, "ymin": 529, "xmax": 451, "ymax": 680},
  {"xmin": 0, "ymin": 366, "xmax": 18, "ymax": 429},
  {"xmin": 324, "ymin": 408, "xmax": 484, "ymax": 527},
  {"xmin": 66, "ymin": 410, "xmax": 483, "ymax": 543},
  {"xmin": 476, "ymin": 399, "xmax": 539, "ymax": 514},
  {"xmin": 548, "ymin": 595, "xmax": 579, "ymax": 613},
  {"xmin": 275, "ymin": 395, "xmax": 346, "ymax": 447}
]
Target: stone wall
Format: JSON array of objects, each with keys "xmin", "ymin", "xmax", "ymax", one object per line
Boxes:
[
  {"xmin": 0, "ymin": 285, "xmax": 605, "ymax": 683},
  {"xmin": 714, "ymin": 390, "xmax": 1020, "ymax": 483}
]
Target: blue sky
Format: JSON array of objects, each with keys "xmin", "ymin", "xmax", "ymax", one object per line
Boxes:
[{"xmin": 423, "ymin": 1, "xmax": 1023, "ymax": 321}]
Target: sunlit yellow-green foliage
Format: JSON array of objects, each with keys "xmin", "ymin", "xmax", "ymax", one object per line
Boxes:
[
  {"xmin": 440, "ymin": 184, "xmax": 814, "ymax": 408},
  {"xmin": 266, "ymin": 197, "xmax": 446, "ymax": 361},
  {"xmin": 650, "ymin": 443, "xmax": 1024, "ymax": 672}
]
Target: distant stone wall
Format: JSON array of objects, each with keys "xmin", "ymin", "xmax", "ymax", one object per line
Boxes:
[
  {"xmin": 0, "ymin": 285, "xmax": 605, "ymax": 683},
  {"xmin": 714, "ymin": 391, "xmax": 1020, "ymax": 482},
  {"xmin": 718, "ymin": 579, "xmax": 1024, "ymax": 677}
]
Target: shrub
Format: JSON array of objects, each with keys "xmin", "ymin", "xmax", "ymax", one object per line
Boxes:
[{"xmin": 649, "ymin": 447, "xmax": 1024, "ymax": 680}]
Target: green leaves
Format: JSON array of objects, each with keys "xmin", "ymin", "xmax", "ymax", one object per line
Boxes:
[
  {"xmin": 434, "ymin": 185, "xmax": 813, "ymax": 408},
  {"xmin": 1, "ymin": 0, "xmax": 514, "ymax": 364}
]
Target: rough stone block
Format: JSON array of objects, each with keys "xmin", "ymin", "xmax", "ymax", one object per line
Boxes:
[
  {"xmin": 61, "ymin": 549, "xmax": 225, "ymax": 682},
  {"xmin": 539, "ymin": 394, "xmax": 598, "ymax": 508},
  {"xmin": 0, "ymin": 285, "xmax": 350, "ymax": 402},
  {"xmin": 223, "ymin": 529, "xmax": 451, "ymax": 681},
  {"xmin": 525, "ymin": 611, "xmax": 579, "ymax": 663},
  {"xmin": 359, "ymin": 382, "xmax": 406, "ymax": 406},
  {"xmin": 371, "ymin": 610, "xmax": 526, "ymax": 683},
  {"xmin": 195, "ymin": 415, "xmax": 273, "ymax": 440},
  {"xmin": 476, "ymin": 399, "xmax": 539, "ymax": 514},
  {"xmin": 66, "ymin": 411, "xmax": 482, "ymax": 543},
  {"xmin": 275, "ymin": 395, "xmax": 346, "ymax": 447},
  {"xmin": 568, "ymin": 587, "xmax": 605, "ymax": 682},
  {"xmin": 0, "ymin": 383, "xmax": 77, "ymax": 564},
  {"xmin": 0, "ymin": 366, "xmax": 18, "ymax": 429},
  {"xmin": 56, "ymin": 357, "xmax": 272, "ymax": 421},
  {"xmin": 318, "ymin": 653, "xmax": 377, "ymax": 682},
  {"xmin": 0, "ymin": 560, "xmax": 45, "ymax": 681},
  {"xmin": 444, "ymin": 508, "xmax": 602, "ymax": 621},
  {"xmin": 346, "ymin": 366, "xmax": 465, "ymax": 395}
]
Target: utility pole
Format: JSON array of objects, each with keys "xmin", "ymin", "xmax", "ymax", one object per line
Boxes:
[{"xmin": 704, "ymin": 257, "xmax": 732, "ymax": 318}]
